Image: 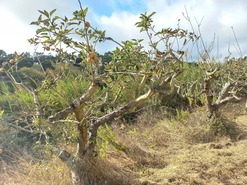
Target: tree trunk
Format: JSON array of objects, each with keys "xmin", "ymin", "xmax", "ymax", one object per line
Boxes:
[
  {"xmin": 204, "ymin": 78, "xmax": 215, "ymax": 118},
  {"xmin": 58, "ymin": 150, "xmax": 94, "ymax": 185},
  {"xmin": 54, "ymin": 74, "xmax": 179, "ymax": 185},
  {"xmin": 72, "ymin": 106, "xmax": 93, "ymax": 185}
]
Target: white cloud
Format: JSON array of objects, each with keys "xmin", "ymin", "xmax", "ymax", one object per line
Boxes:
[
  {"xmin": 141, "ymin": 0, "xmax": 247, "ymax": 58},
  {"xmin": 0, "ymin": 8, "xmax": 35, "ymax": 54},
  {"xmin": 0, "ymin": 0, "xmax": 77, "ymax": 23},
  {"xmin": 0, "ymin": 0, "xmax": 78, "ymax": 54},
  {"xmin": 97, "ymin": 12, "xmax": 141, "ymax": 39},
  {"xmin": 0, "ymin": 0, "xmax": 247, "ymax": 58},
  {"xmin": 92, "ymin": 11, "xmax": 141, "ymax": 53}
]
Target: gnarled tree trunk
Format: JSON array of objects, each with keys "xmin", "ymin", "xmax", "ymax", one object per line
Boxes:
[{"xmin": 50, "ymin": 73, "xmax": 180, "ymax": 185}]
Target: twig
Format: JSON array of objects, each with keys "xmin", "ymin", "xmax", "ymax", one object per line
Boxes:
[{"xmin": 231, "ymin": 26, "xmax": 243, "ymax": 57}]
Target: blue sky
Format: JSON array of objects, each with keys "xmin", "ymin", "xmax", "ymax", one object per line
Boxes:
[
  {"xmin": 0, "ymin": 0, "xmax": 247, "ymax": 60},
  {"xmin": 83, "ymin": 0, "xmax": 146, "ymax": 16}
]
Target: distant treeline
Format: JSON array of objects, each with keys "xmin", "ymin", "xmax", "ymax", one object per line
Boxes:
[{"xmin": 0, "ymin": 49, "xmax": 113, "ymax": 72}]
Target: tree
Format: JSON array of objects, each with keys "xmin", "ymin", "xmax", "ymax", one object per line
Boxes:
[
  {"xmin": 173, "ymin": 10, "xmax": 247, "ymax": 120},
  {"xmin": 202, "ymin": 59, "xmax": 247, "ymax": 118},
  {"xmin": 100, "ymin": 51, "xmax": 113, "ymax": 64},
  {"xmin": 0, "ymin": 50, "xmax": 7, "ymax": 57},
  {"xmin": 0, "ymin": 50, "xmax": 8, "ymax": 65},
  {"xmin": 176, "ymin": 61, "xmax": 247, "ymax": 119},
  {"xmin": 17, "ymin": 57, "xmax": 34, "ymax": 69},
  {"xmin": 1, "ymin": 2, "xmax": 197, "ymax": 185}
]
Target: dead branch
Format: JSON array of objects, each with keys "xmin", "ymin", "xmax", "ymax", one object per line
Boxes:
[
  {"xmin": 93, "ymin": 88, "xmax": 153, "ymax": 127},
  {"xmin": 215, "ymin": 82, "xmax": 233, "ymax": 105},
  {"xmin": 8, "ymin": 122, "xmax": 39, "ymax": 134},
  {"xmin": 48, "ymin": 107, "xmax": 74, "ymax": 123},
  {"xmin": 91, "ymin": 71, "xmax": 180, "ymax": 130},
  {"xmin": 6, "ymin": 71, "xmax": 33, "ymax": 93}
]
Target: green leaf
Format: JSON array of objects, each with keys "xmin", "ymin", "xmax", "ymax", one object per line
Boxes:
[
  {"xmin": 0, "ymin": 110, "xmax": 4, "ymax": 117},
  {"xmin": 140, "ymin": 28, "xmax": 145, "ymax": 32},
  {"xmin": 52, "ymin": 16, "xmax": 60, "ymax": 22},
  {"xmin": 67, "ymin": 22, "xmax": 78, "ymax": 26},
  {"xmin": 38, "ymin": 10, "xmax": 49, "ymax": 18},
  {"xmin": 63, "ymin": 16, "xmax": 68, "ymax": 22},
  {"xmin": 83, "ymin": 7, "xmax": 89, "ymax": 16},
  {"xmin": 183, "ymin": 39, "xmax": 187, "ymax": 46},
  {"xmin": 30, "ymin": 21, "xmax": 39, "ymax": 26},
  {"xmin": 109, "ymin": 75, "xmax": 117, "ymax": 81},
  {"xmin": 50, "ymin": 9, "xmax": 56, "ymax": 16},
  {"xmin": 148, "ymin": 12, "xmax": 156, "ymax": 18},
  {"xmin": 41, "ymin": 35, "xmax": 50, "ymax": 39},
  {"xmin": 40, "ymin": 32, "xmax": 48, "ymax": 36},
  {"xmin": 38, "ymin": 15, "xmax": 42, "ymax": 22},
  {"xmin": 36, "ymin": 28, "xmax": 44, "ymax": 34},
  {"xmin": 78, "ymin": 10, "xmax": 84, "ymax": 16},
  {"xmin": 43, "ymin": 39, "xmax": 51, "ymax": 43},
  {"xmin": 44, "ymin": 10, "xmax": 49, "ymax": 18},
  {"xmin": 38, "ymin": 10, "xmax": 44, "ymax": 15}
]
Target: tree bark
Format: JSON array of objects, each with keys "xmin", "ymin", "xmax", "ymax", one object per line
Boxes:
[{"xmin": 58, "ymin": 150, "xmax": 89, "ymax": 185}]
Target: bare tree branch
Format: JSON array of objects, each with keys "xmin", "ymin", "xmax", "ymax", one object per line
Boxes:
[
  {"xmin": 48, "ymin": 81, "xmax": 99, "ymax": 122},
  {"xmin": 215, "ymin": 82, "xmax": 233, "ymax": 105},
  {"xmin": 93, "ymin": 88, "xmax": 153, "ymax": 127}
]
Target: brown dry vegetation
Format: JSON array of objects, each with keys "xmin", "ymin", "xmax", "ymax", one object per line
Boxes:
[{"xmin": 1, "ymin": 102, "xmax": 247, "ymax": 185}]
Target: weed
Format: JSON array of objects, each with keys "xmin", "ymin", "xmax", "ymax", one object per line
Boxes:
[{"xmin": 98, "ymin": 124, "xmax": 127, "ymax": 157}]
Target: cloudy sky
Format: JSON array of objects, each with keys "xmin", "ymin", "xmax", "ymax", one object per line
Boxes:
[{"xmin": 0, "ymin": 0, "xmax": 247, "ymax": 59}]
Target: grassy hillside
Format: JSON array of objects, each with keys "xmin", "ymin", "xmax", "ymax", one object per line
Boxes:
[{"xmin": 1, "ymin": 102, "xmax": 246, "ymax": 185}]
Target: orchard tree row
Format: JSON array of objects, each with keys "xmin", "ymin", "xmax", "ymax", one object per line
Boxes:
[{"xmin": 0, "ymin": 1, "xmax": 247, "ymax": 184}]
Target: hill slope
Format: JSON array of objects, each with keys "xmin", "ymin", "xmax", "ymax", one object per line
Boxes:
[{"xmin": 0, "ymin": 105, "xmax": 247, "ymax": 185}]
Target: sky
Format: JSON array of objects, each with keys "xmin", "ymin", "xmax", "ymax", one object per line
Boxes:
[{"xmin": 0, "ymin": 0, "xmax": 247, "ymax": 60}]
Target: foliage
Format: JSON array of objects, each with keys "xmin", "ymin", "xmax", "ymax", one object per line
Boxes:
[
  {"xmin": 208, "ymin": 115, "xmax": 239, "ymax": 139},
  {"xmin": 175, "ymin": 63, "xmax": 203, "ymax": 97},
  {"xmin": 14, "ymin": 67, "xmax": 45, "ymax": 88},
  {"xmin": 17, "ymin": 56, "xmax": 34, "ymax": 68},
  {"xmin": 97, "ymin": 124, "xmax": 127, "ymax": 157}
]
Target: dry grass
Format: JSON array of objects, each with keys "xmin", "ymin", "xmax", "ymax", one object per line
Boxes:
[
  {"xmin": 139, "ymin": 139, "xmax": 247, "ymax": 185},
  {"xmin": 1, "ymin": 103, "xmax": 247, "ymax": 185},
  {"xmin": 113, "ymin": 104, "xmax": 247, "ymax": 185},
  {"xmin": 0, "ymin": 153, "xmax": 72, "ymax": 185}
]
